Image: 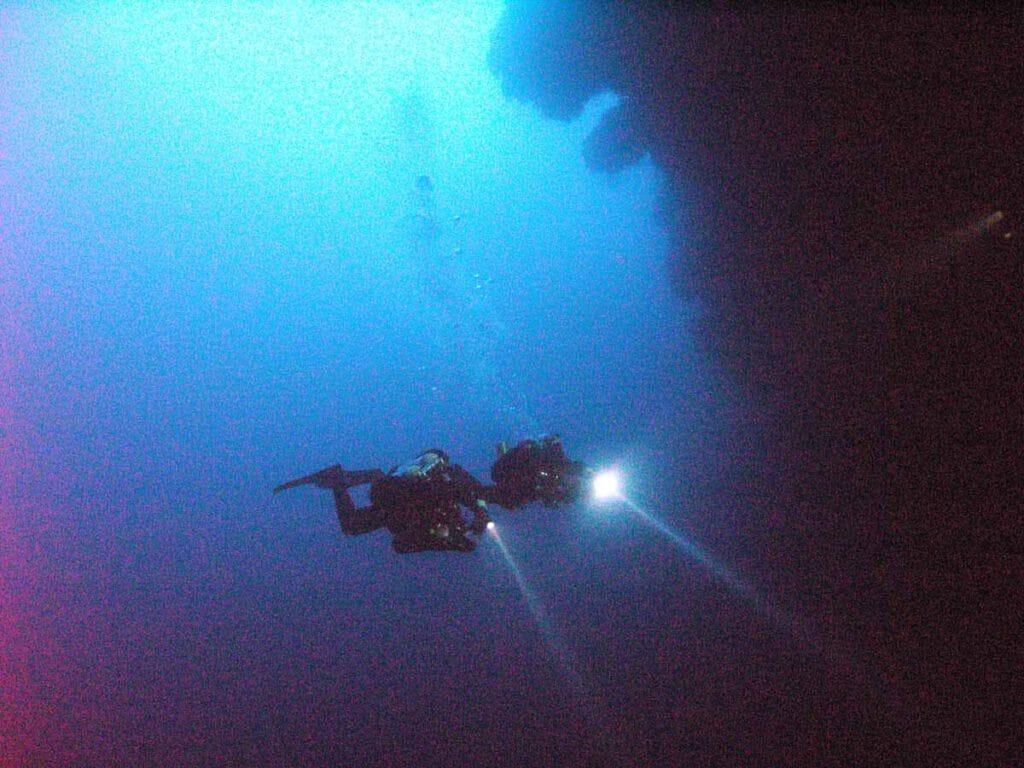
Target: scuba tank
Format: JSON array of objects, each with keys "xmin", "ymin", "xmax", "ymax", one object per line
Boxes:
[{"xmin": 391, "ymin": 448, "xmax": 449, "ymax": 478}]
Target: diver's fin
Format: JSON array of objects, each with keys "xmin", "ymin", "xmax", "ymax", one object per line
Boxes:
[
  {"xmin": 273, "ymin": 464, "xmax": 345, "ymax": 494},
  {"xmin": 342, "ymin": 468, "xmax": 386, "ymax": 487},
  {"xmin": 273, "ymin": 473, "xmax": 319, "ymax": 494},
  {"xmin": 273, "ymin": 465, "xmax": 384, "ymax": 494}
]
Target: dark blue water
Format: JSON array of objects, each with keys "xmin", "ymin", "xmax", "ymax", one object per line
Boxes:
[{"xmin": 2, "ymin": 5, "xmax": 736, "ymax": 766}]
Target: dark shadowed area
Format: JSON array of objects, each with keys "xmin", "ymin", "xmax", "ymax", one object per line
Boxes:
[
  {"xmin": 2, "ymin": 3, "xmax": 1020, "ymax": 767},
  {"xmin": 491, "ymin": 3, "xmax": 1022, "ymax": 766}
]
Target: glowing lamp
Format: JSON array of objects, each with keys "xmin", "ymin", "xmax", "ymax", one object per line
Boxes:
[{"xmin": 591, "ymin": 470, "xmax": 622, "ymax": 501}]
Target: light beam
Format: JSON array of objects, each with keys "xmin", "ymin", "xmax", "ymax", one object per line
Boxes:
[{"xmin": 486, "ymin": 526, "xmax": 597, "ymax": 709}]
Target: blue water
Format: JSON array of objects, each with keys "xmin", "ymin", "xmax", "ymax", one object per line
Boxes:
[{"xmin": 2, "ymin": 5, "xmax": 733, "ymax": 765}]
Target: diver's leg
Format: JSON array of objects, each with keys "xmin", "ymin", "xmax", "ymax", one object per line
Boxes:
[
  {"xmin": 391, "ymin": 530, "xmax": 430, "ymax": 554},
  {"xmin": 332, "ymin": 489, "xmax": 384, "ymax": 536},
  {"xmin": 344, "ymin": 506, "xmax": 385, "ymax": 536}
]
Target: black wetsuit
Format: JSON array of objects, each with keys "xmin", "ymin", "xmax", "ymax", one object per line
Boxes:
[
  {"xmin": 277, "ymin": 455, "xmax": 489, "ymax": 554},
  {"xmin": 369, "ymin": 462, "xmax": 488, "ymax": 553},
  {"xmin": 485, "ymin": 437, "xmax": 591, "ymax": 509}
]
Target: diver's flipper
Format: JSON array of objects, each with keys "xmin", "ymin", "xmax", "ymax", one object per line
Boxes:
[
  {"xmin": 273, "ymin": 464, "xmax": 345, "ymax": 493},
  {"xmin": 273, "ymin": 465, "xmax": 384, "ymax": 494},
  {"xmin": 341, "ymin": 468, "xmax": 386, "ymax": 487}
]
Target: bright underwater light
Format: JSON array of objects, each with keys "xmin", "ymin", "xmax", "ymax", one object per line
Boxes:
[
  {"xmin": 591, "ymin": 469, "xmax": 623, "ymax": 501},
  {"xmin": 486, "ymin": 520, "xmax": 496, "ymax": 532}
]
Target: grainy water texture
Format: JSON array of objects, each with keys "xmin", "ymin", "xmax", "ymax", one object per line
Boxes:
[
  {"xmin": 1, "ymin": 5, "xmax": 720, "ymax": 766},
  {"xmin": 10, "ymin": 5, "xmax": 1017, "ymax": 767}
]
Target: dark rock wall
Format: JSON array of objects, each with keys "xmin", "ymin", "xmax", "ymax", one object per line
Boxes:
[{"xmin": 490, "ymin": 5, "xmax": 1022, "ymax": 765}]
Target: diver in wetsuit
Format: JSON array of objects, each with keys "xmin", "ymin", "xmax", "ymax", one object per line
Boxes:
[
  {"xmin": 273, "ymin": 449, "xmax": 491, "ymax": 554},
  {"xmin": 485, "ymin": 434, "xmax": 594, "ymax": 509}
]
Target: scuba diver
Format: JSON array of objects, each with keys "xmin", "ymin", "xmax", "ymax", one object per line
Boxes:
[
  {"xmin": 407, "ymin": 174, "xmax": 440, "ymax": 250},
  {"xmin": 485, "ymin": 434, "xmax": 595, "ymax": 509},
  {"xmin": 274, "ymin": 449, "xmax": 492, "ymax": 554},
  {"xmin": 402, "ymin": 172, "xmax": 464, "ymax": 306}
]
